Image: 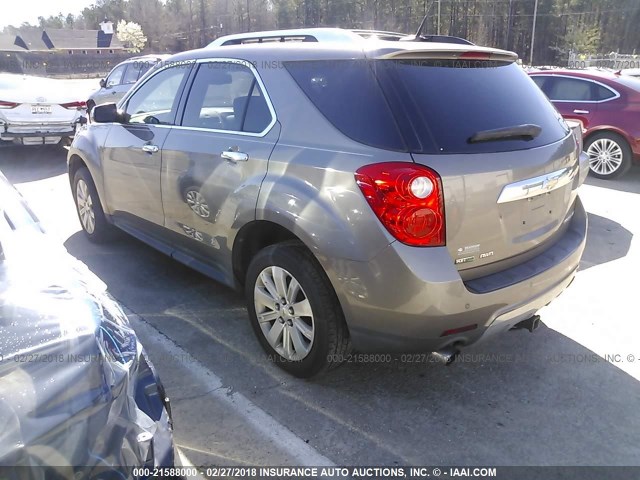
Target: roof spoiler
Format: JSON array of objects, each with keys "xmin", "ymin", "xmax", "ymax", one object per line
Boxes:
[{"xmin": 377, "ymin": 50, "xmax": 518, "ymax": 63}]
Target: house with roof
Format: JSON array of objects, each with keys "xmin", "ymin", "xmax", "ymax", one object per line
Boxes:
[{"xmin": 0, "ymin": 25, "xmax": 125, "ymax": 54}]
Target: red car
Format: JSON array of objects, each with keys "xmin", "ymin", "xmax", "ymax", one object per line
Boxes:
[{"xmin": 529, "ymin": 69, "xmax": 640, "ymax": 179}]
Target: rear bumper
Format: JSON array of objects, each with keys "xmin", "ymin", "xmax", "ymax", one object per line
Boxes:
[
  {"xmin": 0, "ymin": 120, "xmax": 78, "ymax": 144},
  {"xmin": 328, "ymin": 197, "xmax": 587, "ymax": 353}
]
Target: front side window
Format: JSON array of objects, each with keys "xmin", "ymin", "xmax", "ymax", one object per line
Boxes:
[
  {"xmin": 181, "ymin": 62, "xmax": 272, "ymax": 133},
  {"xmin": 125, "ymin": 65, "xmax": 190, "ymax": 125},
  {"xmin": 106, "ymin": 64, "xmax": 126, "ymax": 87}
]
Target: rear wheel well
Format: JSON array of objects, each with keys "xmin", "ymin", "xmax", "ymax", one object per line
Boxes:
[
  {"xmin": 584, "ymin": 129, "xmax": 629, "ymax": 148},
  {"xmin": 233, "ymin": 221, "xmax": 303, "ymax": 287}
]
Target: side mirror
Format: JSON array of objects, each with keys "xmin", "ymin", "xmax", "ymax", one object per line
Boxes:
[
  {"xmin": 93, "ymin": 103, "xmax": 122, "ymax": 123},
  {"xmin": 99, "ymin": 78, "xmax": 106, "ymax": 88}
]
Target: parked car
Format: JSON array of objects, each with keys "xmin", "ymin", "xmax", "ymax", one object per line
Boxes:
[
  {"xmin": 69, "ymin": 29, "xmax": 588, "ymax": 377},
  {"xmin": 87, "ymin": 55, "xmax": 169, "ymax": 112},
  {"xmin": 529, "ymin": 69, "xmax": 640, "ymax": 179},
  {"xmin": 0, "ymin": 74, "xmax": 88, "ymax": 146},
  {"xmin": 0, "ymin": 171, "xmax": 174, "ymax": 475}
]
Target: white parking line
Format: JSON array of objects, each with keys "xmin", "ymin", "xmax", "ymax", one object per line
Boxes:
[{"xmin": 130, "ymin": 313, "xmax": 336, "ymax": 468}]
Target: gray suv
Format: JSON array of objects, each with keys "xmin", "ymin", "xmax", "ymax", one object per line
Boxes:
[
  {"xmin": 87, "ymin": 55, "xmax": 168, "ymax": 112},
  {"xmin": 68, "ymin": 30, "xmax": 589, "ymax": 377}
]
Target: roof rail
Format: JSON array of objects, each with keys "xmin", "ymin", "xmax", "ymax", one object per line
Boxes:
[
  {"xmin": 207, "ymin": 27, "xmax": 474, "ymax": 48},
  {"xmin": 208, "ymin": 28, "xmax": 364, "ymax": 47}
]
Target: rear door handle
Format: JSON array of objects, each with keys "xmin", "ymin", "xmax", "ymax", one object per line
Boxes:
[
  {"xmin": 142, "ymin": 144, "xmax": 159, "ymax": 153},
  {"xmin": 221, "ymin": 150, "xmax": 249, "ymax": 163},
  {"xmin": 573, "ymin": 109, "xmax": 589, "ymax": 114}
]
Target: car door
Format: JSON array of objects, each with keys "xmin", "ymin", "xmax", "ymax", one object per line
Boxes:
[
  {"xmin": 102, "ymin": 63, "xmax": 192, "ymax": 228},
  {"xmin": 532, "ymin": 74, "xmax": 600, "ymax": 130},
  {"xmin": 160, "ymin": 59, "xmax": 279, "ymax": 282}
]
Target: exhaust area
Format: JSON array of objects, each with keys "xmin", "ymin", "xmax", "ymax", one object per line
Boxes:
[
  {"xmin": 431, "ymin": 346, "xmax": 461, "ymax": 365},
  {"xmin": 511, "ymin": 314, "xmax": 541, "ymax": 333}
]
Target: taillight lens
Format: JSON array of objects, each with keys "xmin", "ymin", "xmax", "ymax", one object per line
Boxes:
[
  {"xmin": 0, "ymin": 100, "xmax": 19, "ymax": 109},
  {"xmin": 355, "ymin": 162, "xmax": 445, "ymax": 247},
  {"xmin": 60, "ymin": 101, "xmax": 87, "ymax": 110}
]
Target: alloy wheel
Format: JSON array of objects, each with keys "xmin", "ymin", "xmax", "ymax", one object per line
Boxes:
[
  {"xmin": 587, "ymin": 138, "xmax": 623, "ymax": 176},
  {"xmin": 76, "ymin": 179, "xmax": 95, "ymax": 234},
  {"xmin": 254, "ymin": 266, "xmax": 315, "ymax": 361}
]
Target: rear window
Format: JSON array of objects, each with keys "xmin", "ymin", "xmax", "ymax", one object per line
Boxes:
[{"xmin": 285, "ymin": 59, "xmax": 569, "ymax": 154}]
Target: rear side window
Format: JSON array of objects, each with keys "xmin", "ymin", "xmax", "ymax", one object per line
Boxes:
[
  {"xmin": 594, "ymin": 84, "xmax": 616, "ymax": 100},
  {"xmin": 286, "ymin": 60, "xmax": 567, "ymax": 154},
  {"xmin": 106, "ymin": 64, "xmax": 126, "ymax": 86},
  {"xmin": 122, "ymin": 64, "xmax": 141, "ymax": 85},
  {"xmin": 284, "ymin": 60, "xmax": 406, "ymax": 151}
]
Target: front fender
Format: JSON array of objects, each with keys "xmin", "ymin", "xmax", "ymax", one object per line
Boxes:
[{"xmin": 67, "ymin": 124, "xmax": 112, "ymax": 214}]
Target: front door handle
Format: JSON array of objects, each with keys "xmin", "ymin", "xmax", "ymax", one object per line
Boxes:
[
  {"xmin": 221, "ymin": 150, "xmax": 249, "ymax": 163},
  {"xmin": 573, "ymin": 109, "xmax": 590, "ymax": 114},
  {"xmin": 142, "ymin": 144, "xmax": 159, "ymax": 154}
]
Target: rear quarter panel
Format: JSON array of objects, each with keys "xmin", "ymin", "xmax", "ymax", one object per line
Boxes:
[
  {"xmin": 590, "ymin": 91, "xmax": 640, "ymax": 159},
  {"xmin": 254, "ymin": 63, "xmax": 404, "ymax": 263}
]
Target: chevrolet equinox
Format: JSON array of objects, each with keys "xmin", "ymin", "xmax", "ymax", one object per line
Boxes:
[{"xmin": 68, "ymin": 29, "xmax": 589, "ymax": 377}]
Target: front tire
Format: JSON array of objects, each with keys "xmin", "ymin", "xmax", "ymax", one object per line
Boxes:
[
  {"xmin": 585, "ymin": 132, "xmax": 632, "ymax": 179},
  {"xmin": 245, "ymin": 241, "xmax": 350, "ymax": 378},
  {"xmin": 73, "ymin": 167, "xmax": 114, "ymax": 242}
]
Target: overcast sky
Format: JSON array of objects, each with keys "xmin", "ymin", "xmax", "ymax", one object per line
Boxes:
[{"xmin": 1, "ymin": 0, "xmax": 96, "ymax": 29}]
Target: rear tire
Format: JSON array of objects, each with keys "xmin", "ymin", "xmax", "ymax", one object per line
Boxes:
[
  {"xmin": 585, "ymin": 132, "xmax": 632, "ymax": 179},
  {"xmin": 245, "ymin": 241, "xmax": 350, "ymax": 378},
  {"xmin": 73, "ymin": 167, "xmax": 115, "ymax": 243}
]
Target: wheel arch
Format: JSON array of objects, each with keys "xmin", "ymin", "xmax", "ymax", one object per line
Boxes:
[
  {"xmin": 232, "ymin": 220, "xmax": 302, "ymax": 287},
  {"xmin": 67, "ymin": 153, "xmax": 110, "ymax": 217},
  {"xmin": 584, "ymin": 126, "xmax": 633, "ymax": 149}
]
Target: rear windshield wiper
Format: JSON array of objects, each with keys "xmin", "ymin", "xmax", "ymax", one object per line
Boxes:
[{"xmin": 468, "ymin": 124, "xmax": 542, "ymax": 144}]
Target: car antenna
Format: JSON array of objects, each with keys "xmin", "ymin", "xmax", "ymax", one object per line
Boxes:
[{"xmin": 415, "ymin": 13, "xmax": 428, "ymax": 39}]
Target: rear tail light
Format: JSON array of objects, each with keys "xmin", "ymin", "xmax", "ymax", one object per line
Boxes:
[
  {"xmin": 355, "ymin": 162, "xmax": 445, "ymax": 247},
  {"xmin": 60, "ymin": 101, "xmax": 87, "ymax": 110},
  {"xmin": 0, "ymin": 101, "xmax": 18, "ymax": 109}
]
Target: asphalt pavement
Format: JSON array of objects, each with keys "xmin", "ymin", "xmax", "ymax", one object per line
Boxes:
[{"xmin": 1, "ymin": 144, "xmax": 639, "ymax": 469}]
